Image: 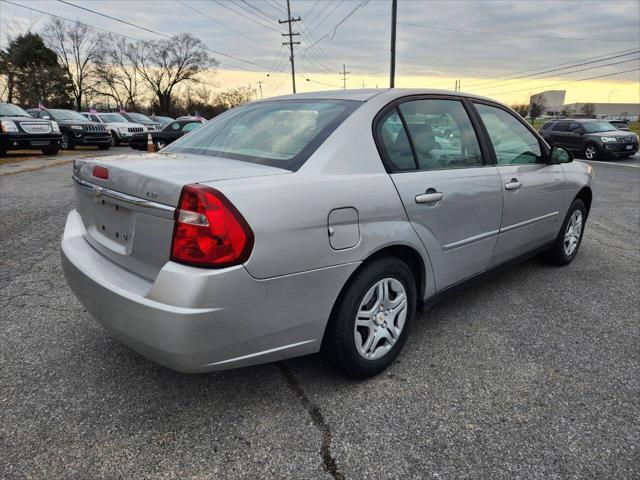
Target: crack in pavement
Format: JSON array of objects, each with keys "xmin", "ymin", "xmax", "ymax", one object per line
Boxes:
[{"xmin": 277, "ymin": 363, "xmax": 345, "ymax": 480}]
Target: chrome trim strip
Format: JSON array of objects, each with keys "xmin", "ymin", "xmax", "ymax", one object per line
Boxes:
[
  {"xmin": 500, "ymin": 211, "xmax": 558, "ymax": 234},
  {"xmin": 443, "ymin": 229, "xmax": 499, "ymax": 251},
  {"xmin": 205, "ymin": 340, "xmax": 318, "ymax": 366},
  {"xmin": 72, "ymin": 175, "xmax": 175, "ymax": 216}
]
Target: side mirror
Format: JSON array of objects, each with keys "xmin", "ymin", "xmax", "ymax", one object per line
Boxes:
[
  {"xmin": 42, "ymin": 115, "xmax": 50, "ymax": 120},
  {"xmin": 550, "ymin": 146, "xmax": 573, "ymax": 164}
]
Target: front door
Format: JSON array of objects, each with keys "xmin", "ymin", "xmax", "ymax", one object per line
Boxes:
[
  {"xmin": 378, "ymin": 97, "xmax": 503, "ymax": 290},
  {"xmin": 473, "ymin": 102, "xmax": 566, "ymax": 265}
]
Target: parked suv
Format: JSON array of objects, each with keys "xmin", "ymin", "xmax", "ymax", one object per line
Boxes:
[
  {"xmin": 128, "ymin": 118, "xmax": 204, "ymax": 151},
  {"xmin": 1, "ymin": 102, "xmax": 61, "ymax": 156},
  {"xmin": 540, "ymin": 118, "xmax": 638, "ymax": 160},
  {"xmin": 27, "ymin": 108, "xmax": 112, "ymax": 150},
  {"xmin": 81, "ymin": 112, "xmax": 146, "ymax": 146},
  {"xmin": 119, "ymin": 112, "xmax": 161, "ymax": 132}
]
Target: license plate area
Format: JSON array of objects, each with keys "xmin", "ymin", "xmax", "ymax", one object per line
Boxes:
[
  {"xmin": 91, "ymin": 198, "xmax": 134, "ymax": 251},
  {"xmin": 30, "ymin": 140, "xmax": 50, "ymax": 146},
  {"xmin": 626, "ymin": 145, "xmax": 633, "ymax": 150}
]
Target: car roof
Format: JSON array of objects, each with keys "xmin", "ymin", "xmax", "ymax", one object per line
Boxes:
[{"xmin": 267, "ymin": 88, "xmax": 502, "ymax": 104}]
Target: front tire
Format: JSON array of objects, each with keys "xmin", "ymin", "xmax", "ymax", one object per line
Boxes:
[
  {"xmin": 544, "ymin": 199, "xmax": 587, "ymax": 265},
  {"xmin": 98, "ymin": 143, "xmax": 111, "ymax": 150},
  {"xmin": 61, "ymin": 133, "xmax": 74, "ymax": 150},
  {"xmin": 322, "ymin": 257, "xmax": 417, "ymax": 379},
  {"xmin": 41, "ymin": 147, "xmax": 59, "ymax": 156}
]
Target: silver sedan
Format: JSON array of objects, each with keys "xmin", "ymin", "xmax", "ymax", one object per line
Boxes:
[{"xmin": 62, "ymin": 89, "xmax": 593, "ymax": 378}]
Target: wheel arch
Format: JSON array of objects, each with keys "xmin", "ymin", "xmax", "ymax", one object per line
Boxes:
[{"xmin": 575, "ymin": 186, "xmax": 593, "ymax": 217}]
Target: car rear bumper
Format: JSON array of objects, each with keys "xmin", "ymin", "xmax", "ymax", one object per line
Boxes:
[{"xmin": 61, "ymin": 209, "xmax": 358, "ymax": 372}]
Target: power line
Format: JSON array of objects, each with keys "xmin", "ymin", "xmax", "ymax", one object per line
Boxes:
[
  {"xmin": 306, "ymin": 0, "xmax": 336, "ymax": 28},
  {"xmin": 458, "ymin": 47, "xmax": 637, "ymax": 87},
  {"xmin": 308, "ymin": 0, "xmax": 344, "ymax": 34},
  {"xmin": 490, "ymin": 68, "xmax": 640, "ymax": 97},
  {"xmin": 212, "ymin": 0, "xmax": 281, "ymax": 32},
  {"xmin": 473, "ymin": 56, "xmax": 640, "ymax": 93},
  {"xmin": 53, "ymin": 0, "xmax": 283, "ymax": 72},
  {"xmin": 466, "ymin": 50, "xmax": 640, "ymax": 90},
  {"xmin": 302, "ymin": 0, "xmax": 369, "ymax": 53},
  {"xmin": 176, "ymin": 0, "xmax": 265, "ymax": 47},
  {"xmin": 399, "ymin": 21, "xmax": 637, "ymax": 43},
  {"xmin": 234, "ymin": 0, "xmax": 279, "ymax": 23}
]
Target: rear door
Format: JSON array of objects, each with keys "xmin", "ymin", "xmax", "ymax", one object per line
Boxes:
[
  {"xmin": 472, "ymin": 102, "xmax": 565, "ymax": 265},
  {"xmin": 378, "ymin": 96, "xmax": 503, "ymax": 290}
]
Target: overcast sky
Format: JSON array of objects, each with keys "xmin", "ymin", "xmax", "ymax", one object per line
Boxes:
[{"xmin": 1, "ymin": 0, "xmax": 639, "ymax": 103}]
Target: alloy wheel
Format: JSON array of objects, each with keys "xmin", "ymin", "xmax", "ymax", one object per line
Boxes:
[
  {"xmin": 585, "ymin": 145, "xmax": 597, "ymax": 160},
  {"xmin": 354, "ymin": 277, "xmax": 407, "ymax": 360},
  {"xmin": 155, "ymin": 140, "xmax": 166, "ymax": 150},
  {"xmin": 61, "ymin": 134, "xmax": 70, "ymax": 149},
  {"xmin": 564, "ymin": 210, "xmax": 583, "ymax": 256}
]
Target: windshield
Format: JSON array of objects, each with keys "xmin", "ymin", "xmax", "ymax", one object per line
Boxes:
[
  {"xmin": 98, "ymin": 113, "xmax": 127, "ymax": 123},
  {"xmin": 582, "ymin": 121, "xmax": 617, "ymax": 133},
  {"xmin": 164, "ymin": 99, "xmax": 361, "ymax": 170},
  {"xmin": 49, "ymin": 109, "xmax": 88, "ymax": 121},
  {"xmin": 126, "ymin": 112, "xmax": 153, "ymax": 123},
  {"xmin": 0, "ymin": 103, "xmax": 32, "ymax": 117}
]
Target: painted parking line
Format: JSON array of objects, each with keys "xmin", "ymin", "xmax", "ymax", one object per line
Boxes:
[{"xmin": 582, "ymin": 159, "xmax": 640, "ymax": 168}]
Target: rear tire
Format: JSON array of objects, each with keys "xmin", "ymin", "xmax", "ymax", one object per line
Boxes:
[
  {"xmin": 322, "ymin": 257, "xmax": 417, "ymax": 379},
  {"xmin": 544, "ymin": 199, "xmax": 586, "ymax": 265},
  {"xmin": 98, "ymin": 143, "xmax": 111, "ymax": 150},
  {"xmin": 584, "ymin": 143, "xmax": 599, "ymax": 160}
]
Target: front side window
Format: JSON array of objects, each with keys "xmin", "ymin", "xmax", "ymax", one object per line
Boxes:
[
  {"xmin": 165, "ymin": 100, "xmax": 360, "ymax": 170},
  {"xmin": 552, "ymin": 122, "xmax": 570, "ymax": 132},
  {"xmin": 475, "ymin": 103, "xmax": 542, "ymax": 165},
  {"xmin": 126, "ymin": 112, "xmax": 153, "ymax": 123},
  {"xmin": 582, "ymin": 121, "xmax": 616, "ymax": 133},
  {"xmin": 398, "ymin": 99, "xmax": 483, "ymax": 170}
]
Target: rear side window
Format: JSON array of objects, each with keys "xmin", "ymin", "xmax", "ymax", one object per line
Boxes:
[
  {"xmin": 475, "ymin": 103, "xmax": 542, "ymax": 165},
  {"xmin": 182, "ymin": 122, "xmax": 201, "ymax": 132},
  {"xmin": 398, "ymin": 99, "xmax": 483, "ymax": 170},
  {"xmin": 540, "ymin": 122, "xmax": 554, "ymax": 131},
  {"xmin": 377, "ymin": 110, "xmax": 416, "ymax": 171},
  {"xmin": 165, "ymin": 100, "xmax": 361, "ymax": 170},
  {"xmin": 553, "ymin": 122, "xmax": 570, "ymax": 132}
]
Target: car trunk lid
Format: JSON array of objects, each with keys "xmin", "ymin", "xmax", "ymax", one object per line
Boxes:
[{"xmin": 74, "ymin": 152, "xmax": 289, "ymax": 280}]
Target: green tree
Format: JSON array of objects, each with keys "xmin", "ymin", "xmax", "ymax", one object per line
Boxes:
[{"xmin": 1, "ymin": 33, "xmax": 73, "ymax": 108}]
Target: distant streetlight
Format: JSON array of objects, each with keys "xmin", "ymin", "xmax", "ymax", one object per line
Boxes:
[{"xmin": 608, "ymin": 90, "xmax": 619, "ymax": 103}]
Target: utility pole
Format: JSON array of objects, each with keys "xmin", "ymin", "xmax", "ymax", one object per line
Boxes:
[
  {"xmin": 257, "ymin": 81, "xmax": 263, "ymax": 100},
  {"xmin": 279, "ymin": 0, "xmax": 300, "ymax": 94},
  {"xmin": 339, "ymin": 64, "xmax": 350, "ymax": 90},
  {"xmin": 361, "ymin": 79, "xmax": 365, "ymax": 88},
  {"xmin": 454, "ymin": 79, "xmax": 458, "ymax": 91},
  {"xmin": 458, "ymin": 79, "xmax": 461, "ymax": 92},
  {"xmin": 390, "ymin": 0, "xmax": 397, "ymax": 88}
]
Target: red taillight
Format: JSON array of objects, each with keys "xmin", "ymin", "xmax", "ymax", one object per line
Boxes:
[
  {"xmin": 93, "ymin": 166, "xmax": 109, "ymax": 180},
  {"xmin": 170, "ymin": 184, "xmax": 254, "ymax": 268}
]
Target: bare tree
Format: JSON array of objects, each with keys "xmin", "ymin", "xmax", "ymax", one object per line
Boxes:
[
  {"xmin": 127, "ymin": 34, "xmax": 216, "ymax": 114},
  {"xmin": 213, "ymin": 86, "xmax": 255, "ymax": 110},
  {"xmin": 580, "ymin": 103, "xmax": 596, "ymax": 117},
  {"xmin": 529, "ymin": 97, "xmax": 546, "ymax": 124},
  {"xmin": 94, "ymin": 35, "xmax": 144, "ymax": 110},
  {"xmin": 511, "ymin": 104, "xmax": 529, "ymax": 118},
  {"xmin": 560, "ymin": 106, "xmax": 573, "ymax": 118},
  {"xmin": 44, "ymin": 19, "xmax": 100, "ymax": 110}
]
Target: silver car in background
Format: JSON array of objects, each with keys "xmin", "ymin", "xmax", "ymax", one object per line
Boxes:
[
  {"xmin": 81, "ymin": 112, "xmax": 147, "ymax": 146},
  {"xmin": 62, "ymin": 89, "xmax": 593, "ymax": 378}
]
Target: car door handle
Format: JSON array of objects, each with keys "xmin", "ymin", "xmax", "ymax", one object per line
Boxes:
[
  {"xmin": 415, "ymin": 191, "xmax": 444, "ymax": 203},
  {"xmin": 505, "ymin": 179, "xmax": 522, "ymax": 191}
]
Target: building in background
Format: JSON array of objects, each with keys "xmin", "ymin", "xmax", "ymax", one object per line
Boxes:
[
  {"xmin": 530, "ymin": 90, "xmax": 566, "ymax": 115},
  {"xmin": 561, "ymin": 103, "xmax": 640, "ymax": 121}
]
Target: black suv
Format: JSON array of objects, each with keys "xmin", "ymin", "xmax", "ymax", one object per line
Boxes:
[
  {"xmin": 1, "ymin": 103, "xmax": 62, "ymax": 156},
  {"xmin": 27, "ymin": 108, "xmax": 112, "ymax": 150},
  {"xmin": 540, "ymin": 119, "xmax": 638, "ymax": 160}
]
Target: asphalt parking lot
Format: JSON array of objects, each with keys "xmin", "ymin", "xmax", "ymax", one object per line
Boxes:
[{"xmin": 1, "ymin": 150, "xmax": 638, "ymax": 479}]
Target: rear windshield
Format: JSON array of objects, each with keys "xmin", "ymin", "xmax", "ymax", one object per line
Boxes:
[{"xmin": 164, "ymin": 99, "xmax": 361, "ymax": 170}]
